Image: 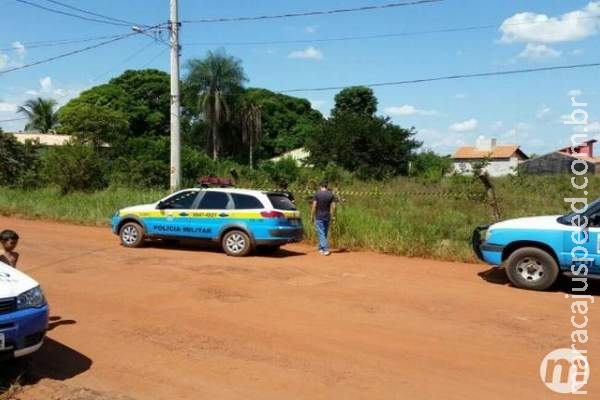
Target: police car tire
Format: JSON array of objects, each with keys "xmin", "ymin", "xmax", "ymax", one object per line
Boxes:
[
  {"xmin": 119, "ymin": 222, "xmax": 145, "ymax": 248},
  {"xmin": 222, "ymin": 230, "xmax": 252, "ymax": 257},
  {"xmin": 505, "ymin": 247, "xmax": 559, "ymax": 291}
]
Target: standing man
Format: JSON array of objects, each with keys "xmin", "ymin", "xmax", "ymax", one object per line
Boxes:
[{"xmin": 311, "ymin": 180, "xmax": 337, "ymax": 256}]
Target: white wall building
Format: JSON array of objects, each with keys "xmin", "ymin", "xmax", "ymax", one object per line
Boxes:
[{"xmin": 451, "ymin": 136, "xmax": 528, "ymax": 177}]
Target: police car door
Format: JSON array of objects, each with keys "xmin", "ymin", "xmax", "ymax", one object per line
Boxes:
[
  {"xmin": 152, "ymin": 190, "xmax": 199, "ymax": 238},
  {"xmin": 563, "ymin": 207, "xmax": 600, "ymax": 275},
  {"xmin": 195, "ymin": 191, "xmax": 232, "ymax": 239}
]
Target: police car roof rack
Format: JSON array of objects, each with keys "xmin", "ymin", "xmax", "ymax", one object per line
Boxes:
[{"xmin": 197, "ymin": 176, "xmax": 236, "ymax": 188}]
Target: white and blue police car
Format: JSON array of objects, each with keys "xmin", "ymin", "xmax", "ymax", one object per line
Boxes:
[
  {"xmin": 111, "ymin": 187, "xmax": 303, "ymax": 256},
  {"xmin": 0, "ymin": 261, "xmax": 49, "ymax": 360},
  {"xmin": 473, "ymin": 199, "xmax": 600, "ymax": 290}
]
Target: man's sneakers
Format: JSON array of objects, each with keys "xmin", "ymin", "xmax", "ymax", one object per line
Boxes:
[{"xmin": 319, "ymin": 250, "xmax": 331, "ymax": 256}]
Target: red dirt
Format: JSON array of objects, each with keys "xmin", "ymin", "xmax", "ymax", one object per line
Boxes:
[{"xmin": 2, "ymin": 216, "xmax": 598, "ymax": 399}]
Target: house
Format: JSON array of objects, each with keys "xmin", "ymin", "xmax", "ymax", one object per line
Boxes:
[
  {"xmin": 451, "ymin": 136, "xmax": 529, "ymax": 177},
  {"xmin": 520, "ymin": 139, "xmax": 600, "ymax": 175},
  {"xmin": 270, "ymin": 147, "xmax": 310, "ymax": 165},
  {"xmin": 9, "ymin": 132, "xmax": 73, "ymax": 146}
]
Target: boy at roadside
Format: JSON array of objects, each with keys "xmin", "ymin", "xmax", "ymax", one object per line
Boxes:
[
  {"xmin": 311, "ymin": 181, "xmax": 337, "ymax": 256},
  {"xmin": 0, "ymin": 229, "xmax": 20, "ymax": 268}
]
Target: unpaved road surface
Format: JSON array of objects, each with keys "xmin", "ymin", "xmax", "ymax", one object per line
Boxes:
[{"xmin": 1, "ymin": 217, "xmax": 599, "ymax": 399}]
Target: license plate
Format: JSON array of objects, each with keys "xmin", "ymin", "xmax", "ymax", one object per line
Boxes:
[{"xmin": 0, "ymin": 333, "xmax": 4, "ymax": 350}]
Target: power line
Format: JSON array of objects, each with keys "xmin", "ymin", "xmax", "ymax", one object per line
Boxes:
[
  {"xmin": 42, "ymin": 0, "xmax": 146, "ymax": 27},
  {"xmin": 0, "ymin": 31, "xmax": 143, "ymax": 75},
  {"xmin": 0, "ymin": 33, "xmax": 126, "ymax": 52},
  {"xmin": 182, "ymin": 0, "xmax": 443, "ymax": 23},
  {"xmin": 15, "ymin": 0, "xmax": 132, "ymax": 27},
  {"xmin": 279, "ymin": 62, "xmax": 600, "ymax": 93},
  {"xmin": 0, "ymin": 117, "xmax": 28, "ymax": 123},
  {"xmin": 91, "ymin": 39, "xmax": 159, "ymax": 82}
]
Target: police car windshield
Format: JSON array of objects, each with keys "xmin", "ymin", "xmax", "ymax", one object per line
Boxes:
[{"xmin": 559, "ymin": 197, "xmax": 600, "ymax": 224}]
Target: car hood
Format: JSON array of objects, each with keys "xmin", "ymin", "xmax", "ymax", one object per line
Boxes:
[
  {"xmin": 118, "ymin": 203, "xmax": 158, "ymax": 215},
  {"xmin": 491, "ymin": 215, "xmax": 566, "ymax": 231},
  {"xmin": 0, "ymin": 261, "xmax": 39, "ymax": 298}
]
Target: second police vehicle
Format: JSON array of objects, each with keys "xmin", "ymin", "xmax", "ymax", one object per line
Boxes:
[{"xmin": 473, "ymin": 198, "xmax": 600, "ymax": 290}]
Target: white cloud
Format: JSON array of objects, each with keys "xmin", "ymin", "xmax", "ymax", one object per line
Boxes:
[
  {"xmin": 0, "ymin": 53, "xmax": 8, "ymax": 69},
  {"xmin": 449, "ymin": 118, "xmax": 478, "ymax": 132},
  {"xmin": 568, "ymin": 89, "xmax": 583, "ymax": 97},
  {"xmin": 309, "ymin": 99, "xmax": 326, "ymax": 109},
  {"xmin": 384, "ymin": 105, "xmax": 438, "ymax": 116},
  {"xmin": 499, "ymin": 2, "xmax": 600, "ymax": 44},
  {"xmin": 40, "ymin": 76, "xmax": 53, "ymax": 92},
  {"xmin": 454, "ymin": 93, "xmax": 467, "ymax": 99},
  {"xmin": 304, "ymin": 25, "xmax": 318, "ymax": 34},
  {"xmin": 491, "ymin": 121, "xmax": 504, "ymax": 131},
  {"xmin": 536, "ymin": 105, "xmax": 551, "ymax": 120},
  {"xmin": 11, "ymin": 41, "xmax": 26, "ymax": 58},
  {"xmin": 0, "ymin": 102, "xmax": 17, "ymax": 112},
  {"xmin": 572, "ymin": 48, "xmax": 585, "ymax": 55},
  {"xmin": 574, "ymin": 121, "xmax": 600, "ymax": 133},
  {"xmin": 288, "ymin": 46, "xmax": 323, "ymax": 60},
  {"xmin": 416, "ymin": 128, "xmax": 469, "ymax": 154},
  {"xmin": 518, "ymin": 44, "xmax": 561, "ymax": 60}
]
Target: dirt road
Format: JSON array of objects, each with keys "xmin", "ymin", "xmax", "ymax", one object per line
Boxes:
[{"xmin": 2, "ymin": 217, "xmax": 598, "ymax": 399}]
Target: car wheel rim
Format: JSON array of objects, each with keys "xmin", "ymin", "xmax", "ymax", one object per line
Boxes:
[
  {"xmin": 516, "ymin": 257, "xmax": 545, "ymax": 282},
  {"xmin": 122, "ymin": 226, "xmax": 138, "ymax": 245},
  {"xmin": 226, "ymin": 234, "xmax": 245, "ymax": 253}
]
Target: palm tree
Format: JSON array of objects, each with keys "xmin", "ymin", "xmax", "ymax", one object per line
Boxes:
[
  {"xmin": 17, "ymin": 97, "xmax": 58, "ymax": 133},
  {"xmin": 240, "ymin": 101, "xmax": 262, "ymax": 169},
  {"xmin": 184, "ymin": 50, "xmax": 246, "ymax": 161}
]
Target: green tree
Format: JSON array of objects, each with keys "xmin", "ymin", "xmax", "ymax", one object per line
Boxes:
[
  {"xmin": 0, "ymin": 133, "xmax": 27, "ymax": 186},
  {"xmin": 58, "ymin": 103, "xmax": 129, "ymax": 148},
  {"xmin": 17, "ymin": 97, "xmax": 57, "ymax": 133},
  {"xmin": 331, "ymin": 86, "xmax": 377, "ymax": 118},
  {"xmin": 184, "ymin": 50, "xmax": 247, "ymax": 161},
  {"xmin": 244, "ymin": 88, "xmax": 324, "ymax": 160},
  {"xmin": 240, "ymin": 101, "xmax": 262, "ymax": 169},
  {"xmin": 411, "ymin": 151, "xmax": 453, "ymax": 179},
  {"xmin": 307, "ymin": 114, "xmax": 421, "ymax": 179}
]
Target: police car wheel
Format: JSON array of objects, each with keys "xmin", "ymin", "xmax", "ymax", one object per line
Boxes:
[
  {"xmin": 505, "ymin": 247, "xmax": 559, "ymax": 291},
  {"xmin": 222, "ymin": 230, "xmax": 252, "ymax": 257},
  {"xmin": 119, "ymin": 222, "xmax": 145, "ymax": 248}
]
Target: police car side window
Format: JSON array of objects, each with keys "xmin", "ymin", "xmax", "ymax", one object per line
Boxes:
[
  {"xmin": 232, "ymin": 194, "xmax": 263, "ymax": 209},
  {"xmin": 198, "ymin": 191, "xmax": 230, "ymax": 210},
  {"xmin": 161, "ymin": 191, "xmax": 197, "ymax": 209}
]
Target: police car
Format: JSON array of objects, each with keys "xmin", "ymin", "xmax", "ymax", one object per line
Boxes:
[
  {"xmin": 473, "ymin": 198, "xmax": 600, "ymax": 291},
  {"xmin": 0, "ymin": 262, "xmax": 49, "ymax": 360},
  {"xmin": 111, "ymin": 186, "xmax": 303, "ymax": 256}
]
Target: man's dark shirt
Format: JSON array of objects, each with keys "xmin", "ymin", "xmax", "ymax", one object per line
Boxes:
[{"xmin": 313, "ymin": 190, "xmax": 337, "ymax": 220}]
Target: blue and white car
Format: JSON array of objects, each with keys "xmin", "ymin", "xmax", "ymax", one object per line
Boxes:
[
  {"xmin": 473, "ymin": 199, "xmax": 600, "ymax": 290},
  {"xmin": 0, "ymin": 262, "xmax": 49, "ymax": 360},
  {"xmin": 111, "ymin": 188, "xmax": 303, "ymax": 256}
]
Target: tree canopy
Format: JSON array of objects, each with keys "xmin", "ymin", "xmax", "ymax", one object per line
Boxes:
[
  {"xmin": 18, "ymin": 97, "xmax": 58, "ymax": 133},
  {"xmin": 332, "ymin": 86, "xmax": 378, "ymax": 118}
]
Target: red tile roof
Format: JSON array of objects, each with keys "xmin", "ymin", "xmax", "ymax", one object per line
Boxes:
[{"xmin": 452, "ymin": 145, "xmax": 525, "ymax": 160}]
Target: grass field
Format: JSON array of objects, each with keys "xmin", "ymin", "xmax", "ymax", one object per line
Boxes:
[{"xmin": 0, "ymin": 175, "xmax": 594, "ymax": 262}]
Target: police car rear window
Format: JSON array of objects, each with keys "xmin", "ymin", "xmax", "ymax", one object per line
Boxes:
[
  {"xmin": 232, "ymin": 194, "xmax": 263, "ymax": 209},
  {"xmin": 268, "ymin": 194, "xmax": 296, "ymax": 211}
]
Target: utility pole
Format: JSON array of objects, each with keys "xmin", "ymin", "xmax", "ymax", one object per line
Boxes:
[{"xmin": 169, "ymin": 0, "xmax": 181, "ymax": 190}]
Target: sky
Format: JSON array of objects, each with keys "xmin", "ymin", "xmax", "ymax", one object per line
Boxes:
[{"xmin": 1, "ymin": 0, "xmax": 600, "ymax": 156}]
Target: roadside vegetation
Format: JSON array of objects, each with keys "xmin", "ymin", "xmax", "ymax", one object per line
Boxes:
[{"xmin": 0, "ymin": 50, "xmax": 591, "ymax": 263}]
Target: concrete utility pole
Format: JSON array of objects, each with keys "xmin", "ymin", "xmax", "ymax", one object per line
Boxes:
[{"xmin": 169, "ymin": 0, "xmax": 181, "ymax": 190}]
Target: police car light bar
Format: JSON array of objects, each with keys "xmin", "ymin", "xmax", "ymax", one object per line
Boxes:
[{"xmin": 197, "ymin": 176, "xmax": 236, "ymax": 188}]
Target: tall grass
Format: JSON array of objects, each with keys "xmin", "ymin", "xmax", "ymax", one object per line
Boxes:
[{"xmin": 0, "ymin": 175, "xmax": 595, "ymax": 262}]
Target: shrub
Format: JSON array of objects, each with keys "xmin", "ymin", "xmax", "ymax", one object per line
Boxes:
[{"xmin": 41, "ymin": 142, "xmax": 108, "ymax": 194}]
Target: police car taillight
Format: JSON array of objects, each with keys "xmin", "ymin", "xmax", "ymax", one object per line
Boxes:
[{"xmin": 261, "ymin": 211, "xmax": 285, "ymax": 219}]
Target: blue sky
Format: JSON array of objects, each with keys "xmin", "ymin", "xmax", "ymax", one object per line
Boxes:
[{"xmin": 1, "ymin": 0, "xmax": 600, "ymax": 155}]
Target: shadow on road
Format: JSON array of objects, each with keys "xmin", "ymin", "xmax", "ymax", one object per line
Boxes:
[
  {"xmin": 0, "ymin": 324, "xmax": 91, "ymax": 396},
  {"xmin": 144, "ymin": 239, "xmax": 307, "ymax": 258},
  {"xmin": 478, "ymin": 267, "xmax": 600, "ymax": 295}
]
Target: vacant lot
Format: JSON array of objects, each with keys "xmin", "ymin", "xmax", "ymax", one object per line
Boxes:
[{"xmin": 1, "ymin": 216, "xmax": 598, "ymax": 400}]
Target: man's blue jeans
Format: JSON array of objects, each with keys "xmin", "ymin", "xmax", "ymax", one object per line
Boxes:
[{"xmin": 315, "ymin": 218, "xmax": 330, "ymax": 251}]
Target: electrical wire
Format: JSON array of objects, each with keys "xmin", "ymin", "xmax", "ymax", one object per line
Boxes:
[
  {"xmin": 15, "ymin": 0, "xmax": 132, "ymax": 27},
  {"xmin": 0, "ymin": 33, "xmax": 127, "ymax": 52},
  {"xmin": 0, "ymin": 30, "xmax": 149, "ymax": 75},
  {"xmin": 182, "ymin": 0, "xmax": 443, "ymax": 23},
  {"xmin": 280, "ymin": 62, "xmax": 600, "ymax": 93},
  {"xmin": 42, "ymin": 0, "xmax": 146, "ymax": 27}
]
